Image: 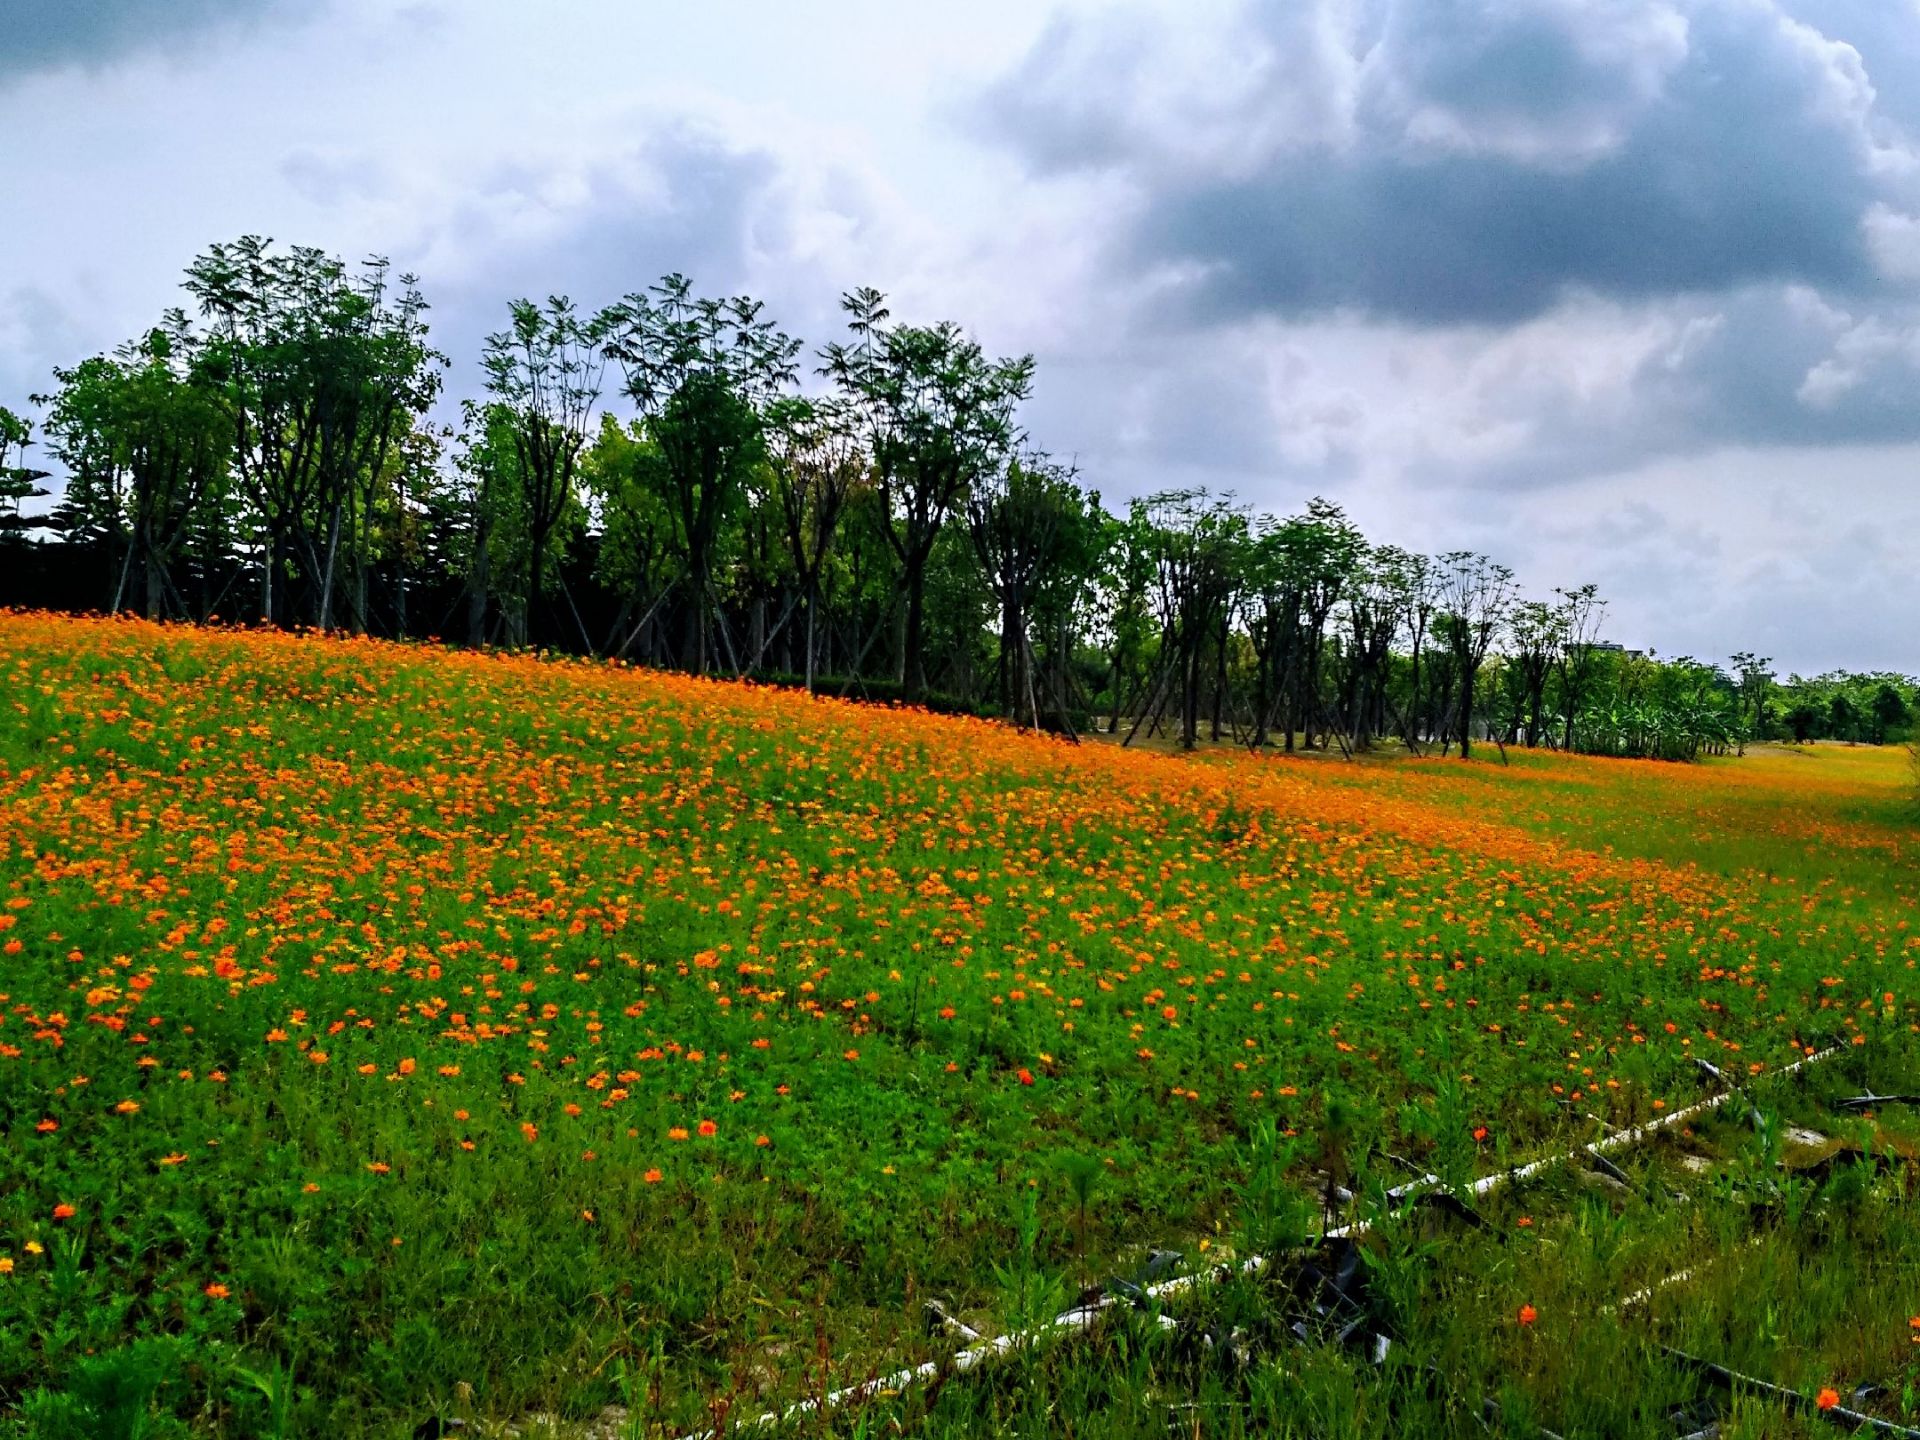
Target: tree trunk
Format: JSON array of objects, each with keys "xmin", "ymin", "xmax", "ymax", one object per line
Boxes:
[
  {"xmin": 1458, "ymin": 661, "xmax": 1476, "ymax": 759},
  {"xmin": 902, "ymin": 562, "xmax": 926, "ymax": 699},
  {"xmin": 144, "ymin": 537, "xmax": 164, "ymax": 620}
]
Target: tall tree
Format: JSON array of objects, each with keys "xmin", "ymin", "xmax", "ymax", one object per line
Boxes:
[
  {"xmin": 478, "ymin": 297, "xmax": 605, "ymax": 647},
  {"xmin": 579, "ymin": 413, "xmax": 676, "ymax": 661},
  {"xmin": 1505, "ymin": 597, "xmax": 1567, "ymax": 748},
  {"xmin": 1554, "ymin": 584, "xmax": 1607, "ymax": 752},
  {"xmin": 1132, "ymin": 490, "xmax": 1246, "ymax": 751},
  {"xmin": 1288, "ymin": 498, "xmax": 1363, "ymax": 750},
  {"xmin": 765, "ymin": 396, "xmax": 862, "ymax": 691},
  {"xmin": 0, "ymin": 406, "xmax": 51, "ymax": 552},
  {"xmin": 1435, "ymin": 550, "xmax": 1515, "ymax": 759},
  {"xmin": 184, "ymin": 238, "xmax": 442, "ymax": 630},
  {"xmin": 966, "ymin": 453, "xmax": 1098, "ymax": 730},
  {"xmin": 1342, "ymin": 544, "xmax": 1417, "ymax": 751},
  {"xmin": 1728, "ymin": 650, "xmax": 1773, "ymax": 755},
  {"xmin": 37, "ymin": 327, "xmax": 231, "ymax": 618},
  {"xmin": 822, "ymin": 287, "xmax": 1032, "ymax": 701},
  {"xmin": 599, "ymin": 275, "xmax": 798, "ymax": 673}
]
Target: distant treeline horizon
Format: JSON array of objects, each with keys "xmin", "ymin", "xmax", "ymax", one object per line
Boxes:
[{"xmin": 0, "ymin": 237, "xmax": 1912, "ymax": 761}]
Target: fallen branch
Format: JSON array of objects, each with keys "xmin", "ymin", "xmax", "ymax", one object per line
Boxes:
[
  {"xmin": 675, "ymin": 1042, "xmax": 1846, "ymax": 1440},
  {"xmin": 1661, "ymin": 1347, "xmax": 1920, "ymax": 1439}
]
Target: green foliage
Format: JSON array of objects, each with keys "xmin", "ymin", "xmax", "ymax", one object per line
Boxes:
[
  {"xmin": 0, "ymin": 404, "xmax": 52, "ymax": 546},
  {"xmin": 1770, "ymin": 670, "xmax": 1919, "ymax": 745}
]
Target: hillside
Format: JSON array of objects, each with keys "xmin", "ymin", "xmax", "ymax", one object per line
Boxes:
[{"xmin": 2, "ymin": 613, "xmax": 1916, "ymax": 1438}]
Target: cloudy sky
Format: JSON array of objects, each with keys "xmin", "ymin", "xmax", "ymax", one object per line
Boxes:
[{"xmin": 4, "ymin": 0, "xmax": 1919, "ymax": 674}]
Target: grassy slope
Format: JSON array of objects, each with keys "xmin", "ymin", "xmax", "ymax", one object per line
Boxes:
[{"xmin": 0, "ymin": 614, "xmax": 1915, "ymax": 1437}]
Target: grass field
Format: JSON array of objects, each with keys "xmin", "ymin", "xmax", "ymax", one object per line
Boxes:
[{"xmin": 2, "ymin": 612, "xmax": 1917, "ymax": 1438}]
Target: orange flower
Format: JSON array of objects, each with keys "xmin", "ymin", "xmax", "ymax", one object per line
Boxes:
[
  {"xmin": 644, "ymin": 1168, "xmax": 663, "ymax": 1184},
  {"xmin": 668, "ymin": 1127, "xmax": 689, "ymax": 1142},
  {"xmin": 1815, "ymin": 1388, "xmax": 1840, "ymax": 1411},
  {"xmin": 755, "ymin": 1134, "xmax": 771, "ymax": 1148},
  {"xmin": 204, "ymin": 1283, "xmax": 230, "ymax": 1299},
  {"xmin": 696, "ymin": 1119, "xmax": 717, "ymax": 1138},
  {"xmin": 1516, "ymin": 1304, "xmax": 1537, "ymax": 1326},
  {"xmin": 520, "ymin": 1122, "xmax": 538, "ymax": 1143},
  {"xmin": 34, "ymin": 1118, "xmax": 57, "ymax": 1134},
  {"xmin": 1017, "ymin": 1068, "xmax": 1034, "ymax": 1086},
  {"xmin": 52, "ymin": 1203, "xmax": 75, "ymax": 1221}
]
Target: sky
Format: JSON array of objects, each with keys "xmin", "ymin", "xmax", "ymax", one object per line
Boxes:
[{"xmin": 3, "ymin": 0, "xmax": 1919, "ymax": 675}]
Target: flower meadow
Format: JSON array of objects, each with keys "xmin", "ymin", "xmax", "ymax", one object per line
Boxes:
[{"xmin": 2, "ymin": 613, "xmax": 1918, "ymax": 1438}]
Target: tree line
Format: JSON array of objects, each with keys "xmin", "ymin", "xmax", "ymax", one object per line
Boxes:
[{"xmin": 1, "ymin": 237, "xmax": 1910, "ymax": 761}]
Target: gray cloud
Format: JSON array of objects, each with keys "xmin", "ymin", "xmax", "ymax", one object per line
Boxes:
[
  {"xmin": 395, "ymin": 123, "xmax": 882, "ymax": 412},
  {"xmin": 0, "ymin": 0, "xmax": 319, "ymax": 81},
  {"xmin": 986, "ymin": 0, "xmax": 1910, "ymax": 327},
  {"xmin": 0, "ymin": 287, "xmax": 87, "ymax": 410}
]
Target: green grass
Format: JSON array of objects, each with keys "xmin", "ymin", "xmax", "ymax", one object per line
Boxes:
[{"xmin": 0, "ymin": 613, "xmax": 1915, "ymax": 1438}]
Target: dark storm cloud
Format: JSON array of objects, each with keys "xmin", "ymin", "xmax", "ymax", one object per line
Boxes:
[
  {"xmin": 984, "ymin": 0, "xmax": 1905, "ymax": 327},
  {"xmin": 0, "ymin": 0, "xmax": 319, "ymax": 81}
]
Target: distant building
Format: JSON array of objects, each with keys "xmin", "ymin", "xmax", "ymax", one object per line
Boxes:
[{"xmin": 1573, "ymin": 640, "xmax": 1647, "ymax": 659}]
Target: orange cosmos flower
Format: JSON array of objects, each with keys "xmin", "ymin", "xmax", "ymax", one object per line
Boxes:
[
  {"xmin": 204, "ymin": 1283, "xmax": 230, "ymax": 1300},
  {"xmin": 644, "ymin": 1168, "xmax": 663, "ymax": 1184},
  {"xmin": 1516, "ymin": 1304, "xmax": 1537, "ymax": 1326},
  {"xmin": 52, "ymin": 1203, "xmax": 75, "ymax": 1221},
  {"xmin": 1815, "ymin": 1388, "xmax": 1840, "ymax": 1411},
  {"xmin": 697, "ymin": 1119, "xmax": 717, "ymax": 1138},
  {"xmin": 668, "ymin": 1127, "xmax": 689, "ymax": 1142}
]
